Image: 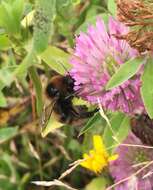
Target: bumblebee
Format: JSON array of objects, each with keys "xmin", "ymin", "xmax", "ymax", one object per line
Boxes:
[{"xmin": 41, "ymin": 74, "xmax": 98, "ymax": 128}]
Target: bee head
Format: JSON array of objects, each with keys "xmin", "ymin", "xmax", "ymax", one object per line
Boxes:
[
  {"xmin": 63, "ymin": 75, "xmax": 75, "ymax": 93},
  {"xmin": 46, "ymin": 83, "xmax": 60, "ymax": 98}
]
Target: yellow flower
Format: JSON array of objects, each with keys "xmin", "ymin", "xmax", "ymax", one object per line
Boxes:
[{"xmin": 80, "ymin": 135, "xmax": 118, "ymax": 173}]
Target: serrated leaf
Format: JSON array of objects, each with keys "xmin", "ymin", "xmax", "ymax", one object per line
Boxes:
[
  {"xmin": 40, "ymin": 46, "xmax": 72, "ymax": 75},
  {"xmin": 0, "ymin": 127, "xmax": 18, "ymax": 144},
  {"xmin": 29, "ymin": 67, "xmax": 43, "ymax": 116},
  {"xmin": 106, "ymin": 57, "xmax": 143, "ymax": 90},
  {"xmin": 79, "ymin": 112, "xmax": 101, "ymax": 136},
  {"xmin": 141, "ymin": 58, "xmax": 153, "ymax": 118},
  {"xmin": 103, "ymin": 112, "xmax": 129, "ymax": 153},
  {"xmin": 41, "ymin": 117, "xmax": 64, "ymax": 137},
  {"xmin": 108, "ymin": 0, "xmax": 116, "ymax": 16}
]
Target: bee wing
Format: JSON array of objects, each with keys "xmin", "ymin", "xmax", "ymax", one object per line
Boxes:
[{"xmin": 40, "ymin": 100, "xmax": 56, "ymax": 129}]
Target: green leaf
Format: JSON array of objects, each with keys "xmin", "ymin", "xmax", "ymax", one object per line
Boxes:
[
  {"xmin": 76, "ymin": 13, "xmax": 109, "ymax": 34},
  {"xmin": 41, "ymin": 117, "xmax": 64, "ymax": 137},
  {"xmin": 0, "ymin": 178, "xmax": 17, "ymax": 190},
  {"xmin": 33, "ymin": 0, "xmax": 56, "ymax": 53},
  {"xmin": 141, "ymin": 58, "xmax": 153, "ymax": 118},
  {"xmin": 40, "ymin": 46, "xmax": 72, "ymax": 75},
  {"xmin": 115, "ymin": 115, "xmax": 130, "ymax": 146},
  {"xmin": 103, "ymin": 112, "xmax": 130, "ymax": 153},
  {"xmin": 0, "ymin": 34, "xmax": 10, "ymax": 50},
  {"xmin": 108, "ymin": 0, "xmax": 116, "ymax": 16},
  {"xmin": 18, "ymin": 172, "xmax": 31, "ymax": 190},
  {"xmin": 0, "ymin": 68, "xmax": 14, "ymax": 90},
  {"xmin": 14, "ymin": 50, "xmax": 35, "ymax": 78},
  {"xmin": 106, "ymin": 57, "xmax": 143, "ymax": 90},
  {"xmin": 85, "ymin": 177, "xmax": 111, "ymax": 190},
  {"xmin": 0, "ymin": 0, "xmax": 24, "ymax": 35},
  {"xmin": 29, "ymin": 66, "xmax": 43, "ymax": 116},
  {"xmin": 79, "ymin": 112, "xmax": 101, "ymax": 136},
  {"xmin": 0, "ymin": 153, "xmax": 18, "ymax": 185},
  {"xmin": 0, "ymin": 127, "xmax": 18, "ymax": 144},
  {"xmin": 12, "ymin": 0, "xmax": 24, "ymax": 34},
  {"xmin": 0, "ymin": 2, "xmax": 14, "ymax": 31},
  {"xmin": 0, "ymin": 91, "xmax": 7, "ymax": 107}
]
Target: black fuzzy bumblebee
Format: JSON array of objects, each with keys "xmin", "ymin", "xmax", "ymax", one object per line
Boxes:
[{"xmin": 41, "ymin": 74, "xmax": 97, "ymax": 128}]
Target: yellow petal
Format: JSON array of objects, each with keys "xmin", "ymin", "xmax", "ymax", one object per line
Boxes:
[
  {"xmin": 80, "ymin": 162, "xmax": 90, "ymax": 169},
  {"xmin": 83, "ymin": 153, "xmax": 90, "ymax": 159},
  {"xmin": 108, "ymin": 154, "xmax": 119, "ymax": 162},
  {"xmin": 93, "ymin": 135, "xmax": 105, "ymax": 151},
  {"xmin": 80, "ymin": 135, "xmax": 113, "ymax": 174},
  {"xmin": 80, "ymin": 159, "xmax": 92, "ymax": 169},
  {"xmin": 89, "ymin": 150, "xmax": 95, "ymax": 155}
]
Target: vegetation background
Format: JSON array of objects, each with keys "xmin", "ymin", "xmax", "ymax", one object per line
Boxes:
[{"xmin": 0, "ymin": 0, "xmax": 123, "ymax": 190}]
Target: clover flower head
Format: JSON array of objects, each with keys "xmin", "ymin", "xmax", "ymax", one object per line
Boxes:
[
  {"xmin": 70, "ymin": 17, "xmax": 144, "ymax": 114},
  {"xmin": 80, "ymin": 135, "xmax": 118, "ymax": 173},
  {"xmin": 109, "ymin": 132, "xmax": 153, "ymax": 190}
]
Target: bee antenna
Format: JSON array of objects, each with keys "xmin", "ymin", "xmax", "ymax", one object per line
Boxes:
[{"xmin": 65, "ymin": 88, "xmax": 82, "ymax": 100}]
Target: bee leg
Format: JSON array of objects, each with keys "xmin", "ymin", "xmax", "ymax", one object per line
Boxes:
[
  {"xmin": 79, "ymin": 108, "xmax": 99, "ymax": 118},
  {"xmin": 60, "ymin": 112, "xmax": 68, "ymax": 122},
  {"xmin": 70, "ymin": 107, "xmax": 99, "ymax": 118}
]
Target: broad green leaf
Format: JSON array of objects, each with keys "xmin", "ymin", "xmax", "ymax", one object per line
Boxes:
[
  {"xmin": 108, "ymin": 0, "xmax": 116, "ymax": 16},
  {"xmin": 85, "ymin": 177, "xmax": 111, "ymax": 190},
  {"xmin": 0, "ymin": 2, "xmax": 15, "ymax": 33},
  {"xmin": 79, "ymin": 112, "xmax": 101, "ymax": 136},
  {"xmin": 29, "ymin": 66, "xmax": 43, "ymax": 116},
  {"xmin": 114, "ymin": 116, "xmax": 130, "ymax": 148},
  {"xmin": 103, "ymin": 112, "xmax": 129, "ymax": 153},
  {"xmin": 0, "ymin": 127, "xmax": 18, "ymax": 144},
  {"xmin": 141, "ymin": 58, "xmax": 153, "ymax": 118},
  {"xmin": 0, "ymin": 91, "xmax": 7, "ymax": 107},
  {"xmin": 40, "ymin": 46, "xmax": 72, "ymax": 75},
  {"xmin": 13, "ymin": 0, "xmax": 24, "ymax": 17},
  {"xmin": 106, "ymin": 57, "xmax": 143, "ymax": 90},
  {"xmin": 41, "ymin": 116, "xmax": 64, "ymax": 137},
  {"xmin": 33, "ymin": 0, "xmax": 56, "ymax": 53},
  {"xmin": 0, "ymin": 0, "xmax": 24, "ymax": 35},
  {"xmin": 12, "ymin": 0, "xmax": 24, "ymax": 29}
]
